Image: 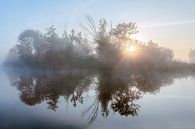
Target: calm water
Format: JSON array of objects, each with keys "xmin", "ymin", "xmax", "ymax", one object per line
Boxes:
[{"xmin": 0, "ymin": 67, "xmax": 195, "ymax": 129}]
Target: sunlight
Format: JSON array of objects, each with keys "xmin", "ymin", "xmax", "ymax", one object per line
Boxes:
[
  {"xmin": 123, "ymin": 44, "xmax": 140, "ymax": 58},
  {"xmin": 127, "ymin": 45, "xmax": 137, "ymax": 53}
]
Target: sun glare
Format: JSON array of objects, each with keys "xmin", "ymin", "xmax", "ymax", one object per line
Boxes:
[
  {"xmin": 123, "ymin": 44, "xmax": 140, "ymax": 58},
  {"xmin": 127, "ymin": 45, "xmax": 137, "ymax": 52}
]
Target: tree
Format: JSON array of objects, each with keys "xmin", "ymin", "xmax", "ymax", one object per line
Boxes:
[
  {"xmin": 188, "ymin": 49, "xmax": 195, "ymax": 63},
  {"xmin": 112, "ymin": 22, "xmax": 138, "ymax": 47},
  {"xmin": 16, "ymin": 29, "xmax": 42, "ymax": 66}
]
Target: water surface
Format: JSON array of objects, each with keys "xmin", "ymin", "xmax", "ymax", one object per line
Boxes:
[{"xmin": 0, "ymin": 67, "xmax": 195, "ymax": 129}]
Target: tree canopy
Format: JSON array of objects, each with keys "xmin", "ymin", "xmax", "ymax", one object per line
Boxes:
[{"xmin": 4, "ymin": 18, "xmax": 188, "ymax": 73}]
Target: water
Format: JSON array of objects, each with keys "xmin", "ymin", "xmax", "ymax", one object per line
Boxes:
[{"xmin": 0, "ymin": 67, "xmax": 195, "ymax": 129}]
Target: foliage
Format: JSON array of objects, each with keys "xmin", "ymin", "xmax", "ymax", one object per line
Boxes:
[{"xmin": 4, "ymin": 18, "xmax": 188, "ymax": 73}]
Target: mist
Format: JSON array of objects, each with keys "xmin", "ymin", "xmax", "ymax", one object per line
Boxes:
[
  {"xmin": 1, "ymin": 0, "xmax": 195, "ymax": 129},
  {"xmin": 3, "ymin": 18, "xmax": 194, "ymax": 74},
  {"xmin": 3, "ymin": 18, "xmax": 195, "ymax": 121}
]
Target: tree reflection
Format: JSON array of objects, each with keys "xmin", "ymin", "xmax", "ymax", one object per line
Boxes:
[
  {"xmin": 4, "ymin": 68, "xmax": 190, "ymax": 123},
  {"xmin": 7, "ymin": 70, "xmax": 93, "ymax": 110},
  {"xmin": 96, "ymin": 70, "xmax": 142, "ymax": 118}
]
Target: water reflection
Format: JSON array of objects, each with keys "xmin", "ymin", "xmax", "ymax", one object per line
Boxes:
[
  {"xmin": 6, "ymin": 69, "xmax": 93, "ymax": 110},
  {"xmin": 4, "ymin": 68, "xmax": 190, "ymax": 122}
]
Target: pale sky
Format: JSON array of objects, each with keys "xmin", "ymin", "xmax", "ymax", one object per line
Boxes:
[{"xmin": 1, "ymin": 0, "xmax": 195, "ymax": 63}]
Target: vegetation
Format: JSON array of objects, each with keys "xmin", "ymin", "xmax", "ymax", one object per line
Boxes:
[
  {"xmin": 4, "ymin": 18, "xmax": 195, "ymax": 123},
  {"xmin": 4, "ymin": 18, "xmax": 188, "ymax": 72},
  {"xmin": 189, "ymin": 49, "xmax": 195, "ymax": 63}
]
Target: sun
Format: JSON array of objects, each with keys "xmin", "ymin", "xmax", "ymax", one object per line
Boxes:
[
  {"xmin": 127, "ymin": 45, "xmax": 137, "ymax": 52},
  {"xmin": 123, "ymin": 44, "xmax": 140, "ymax": 58}
]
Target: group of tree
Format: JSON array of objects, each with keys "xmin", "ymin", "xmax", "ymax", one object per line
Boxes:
[
  {"xmin": 4, "ymin": 25, "xmax": 95, "ymax": 70},
  {"xmin": 4, "ymin": 17, "xmax": 195, "ymax": 123},
  {"xmin": 4, "ymin": 17, "xmax": 188, "ymax": 72}
]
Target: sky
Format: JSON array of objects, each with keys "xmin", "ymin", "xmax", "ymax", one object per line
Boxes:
[{"xmin": 1, "ymin": 0, "xmax": 195, "ymax": 63}]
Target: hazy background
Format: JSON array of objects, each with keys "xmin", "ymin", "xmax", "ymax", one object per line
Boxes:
[{"xmin": 1, "ymin": 0, "xmax": 195, "ymax": 64}]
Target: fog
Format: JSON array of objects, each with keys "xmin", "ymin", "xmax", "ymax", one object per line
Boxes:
[
  {"xmin": 3, "ymin": 18, "xmax": 195, "ymax": 124},
  {"xmin": 3, "ymin": 59, "xmax": 192, "ymax": 123},
  {"xmin": 3, "ymin": 18, "xmax": 195, "ymax": 73},
  {"xmin": 188, "ymin": 49, "xmax": 195, "ymax": 63},
  {"xmin": 1, "ymin": 0, "xmax": 195, "ymax": 128}
]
